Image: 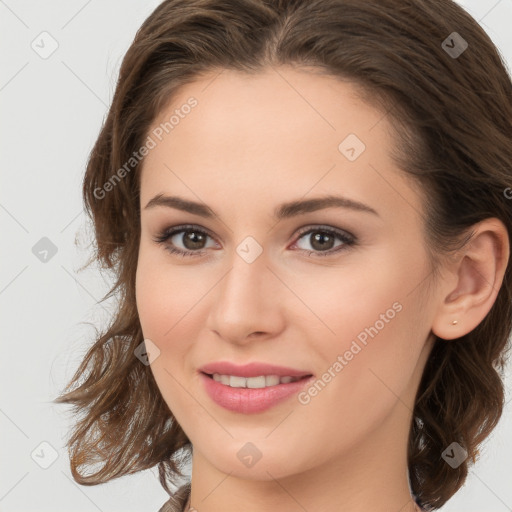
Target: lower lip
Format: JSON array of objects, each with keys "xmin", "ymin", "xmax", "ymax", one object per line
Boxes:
[{"xmin": 200, "ymin": 372, "xmax": 314, "ymax": 414}]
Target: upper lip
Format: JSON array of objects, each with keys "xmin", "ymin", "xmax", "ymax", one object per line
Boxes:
[{"xmin": 199, "ymin": 361, "xmax": 313, "ymax": 378}]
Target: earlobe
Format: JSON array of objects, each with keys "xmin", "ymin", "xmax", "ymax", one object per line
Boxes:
[{"xmin": 431, "ymin": 218, "xmax": 510, "ymax": 341}]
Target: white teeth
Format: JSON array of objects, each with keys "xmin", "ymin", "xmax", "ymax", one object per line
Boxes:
[
  {"xmin": 211, "ymin": 373, "xmax": 301, "ymax": 388},
  {"xmin": 265, "ymin": 375, "xmax": 280, "ymax": 387},
  {"xmin": 229, "ymin": 376, "xmax": 246, "ymax": 388},
  {"xmin": 246, "ymin": 375, "xmax": 266, "ymax": 389}
]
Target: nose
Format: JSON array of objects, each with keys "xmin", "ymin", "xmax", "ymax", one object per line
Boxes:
[{"xmin": 205, "ymin": 248, "xmax": 285, "ymax": 346}]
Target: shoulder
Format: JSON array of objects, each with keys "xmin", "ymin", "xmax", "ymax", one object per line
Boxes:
[{"xmin": 158, "ymin": 482, "xmax": 191, "ymax": 512}]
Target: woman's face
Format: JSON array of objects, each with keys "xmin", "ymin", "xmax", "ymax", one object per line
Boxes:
[{"xmin": 136, "ymin": 66, "xmax": 438, "ymax": 481}]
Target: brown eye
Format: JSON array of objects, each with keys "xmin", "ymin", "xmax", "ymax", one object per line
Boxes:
[
  {"xmin": 153, "ymin": 225, "xmax": 217, "ymax": 257},
  {"xmin": 293, "ymin": 226, "xmax": 355, "ymax": 257},
  {"xmin": 153, "ymin": 224, "xmax": 356, "ymax": 259},
  {"xmin": 177, "ymin": 230, "xmax": 208, "ymax": 250}
]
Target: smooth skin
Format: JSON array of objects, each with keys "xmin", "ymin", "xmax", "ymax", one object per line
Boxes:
[{"xmin": 135, "ymin": 65, "xmax": 509, "ymax": 512}]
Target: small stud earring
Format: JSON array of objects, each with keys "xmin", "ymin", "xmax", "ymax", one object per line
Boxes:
[{"xmin": 452, "ymin": 320, "xmax": 458, "ymax": 325}]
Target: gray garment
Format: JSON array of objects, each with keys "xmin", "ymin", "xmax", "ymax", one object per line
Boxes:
[{"xmin": 158, "ymin": 483, "xmax": 191, "ymax": 512}]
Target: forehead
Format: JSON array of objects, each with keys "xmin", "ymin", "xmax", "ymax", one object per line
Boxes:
[
  {"xmin": 146, "ymin": 66, "xmax": 386, "ymax": 153},
  {"xmin": 139, "ymin": 66, "xmax": 420, "ymax": 222}
]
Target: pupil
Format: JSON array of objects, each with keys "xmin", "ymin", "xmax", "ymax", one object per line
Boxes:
[
  {"xmin": 185, "ymin": 231, "xmax": 205, "ymax": 250},
  {"xmin": 311, "ymin": 232, "xmax": 333, "ymax": 251}
]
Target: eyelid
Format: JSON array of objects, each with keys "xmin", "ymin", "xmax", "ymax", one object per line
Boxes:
[
  {"xmin": 293, "ymin": 224, "xmax": 355, "ymax": 242},
  {"xmin": 154, "ymin": 223, "xmax": 355, "ymax": 239},
  {"xmin": 153, "ymin": 223, "xmax": 219, "ymax": 246}
]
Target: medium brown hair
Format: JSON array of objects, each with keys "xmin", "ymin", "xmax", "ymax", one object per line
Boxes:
[{"xmin": 53, "ymin": 0, "xmax": 512, "ymax": 509}]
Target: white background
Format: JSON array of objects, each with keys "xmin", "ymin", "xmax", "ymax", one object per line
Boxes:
[{"xmin": 1, "ymin": 1, "xmax": 511, "ymax": 511}]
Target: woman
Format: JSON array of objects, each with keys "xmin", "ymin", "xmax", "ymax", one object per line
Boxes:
[{"xmin": 54, "ymin": 1, "xmax": 512, "ymax": 511}]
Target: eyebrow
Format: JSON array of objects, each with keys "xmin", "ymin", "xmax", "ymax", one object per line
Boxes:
[{"xmin": 144, "ymin": 194, "xmax": 379, "ymax": 219}]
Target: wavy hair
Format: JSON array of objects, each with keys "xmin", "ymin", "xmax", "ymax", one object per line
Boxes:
[{"xmin": 53, "ymin": 0, "xmax": 512, "ymax": 509}]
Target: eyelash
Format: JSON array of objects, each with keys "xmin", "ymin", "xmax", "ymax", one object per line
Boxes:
[{"xmin": 153, "ymin": 223, "xmax": 357, "ymax": 259}]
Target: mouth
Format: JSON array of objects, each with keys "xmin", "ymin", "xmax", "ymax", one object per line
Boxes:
[
  {"xmin": 199, "ymin": 370, "xmax": 315, "ymax": 414},
  {"xmin": 200, "ymin": 371, "xmax": 313, "ymax": 389}
]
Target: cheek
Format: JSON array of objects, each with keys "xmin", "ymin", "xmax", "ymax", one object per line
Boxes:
[
  {"xmin": 292, "ymin": 253, "xmax": 411, "ymax": 354},
  {"xmin": 135, "ymin": 255, "xmax": 196, "ymax": 419},
  {"xmin": 135, "ymin": 244, "xmax": 206, "ymax": 339},
  {"xmin": 303, "ymin": 248, "xmax": 428, "ymax": 404},
  {"xmin": 135, "ymin": 245, "xmax": 210, "ymax": 381}
]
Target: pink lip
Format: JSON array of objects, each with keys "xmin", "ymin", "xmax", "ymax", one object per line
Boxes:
[
  {"xmin": 198, "ymin": 361, "xmax": 312, "ymax": 378},
  {"xmin": 200, "ymin": 372, "xmax": 315, "ymax": 414}
]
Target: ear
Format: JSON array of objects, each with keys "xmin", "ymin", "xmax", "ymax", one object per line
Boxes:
[{"xmin": 432, "ymin": 218, "xmax": 510, "ymax": 341}]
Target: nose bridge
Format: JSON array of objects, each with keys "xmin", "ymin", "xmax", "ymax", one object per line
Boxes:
[
  {"xmin": 218, "ymin": 245, "xmax": 270, "ymax": 315},
  {"xmin": 206, "ymin": 242, "xmax": 283, "ymax": 342}
]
